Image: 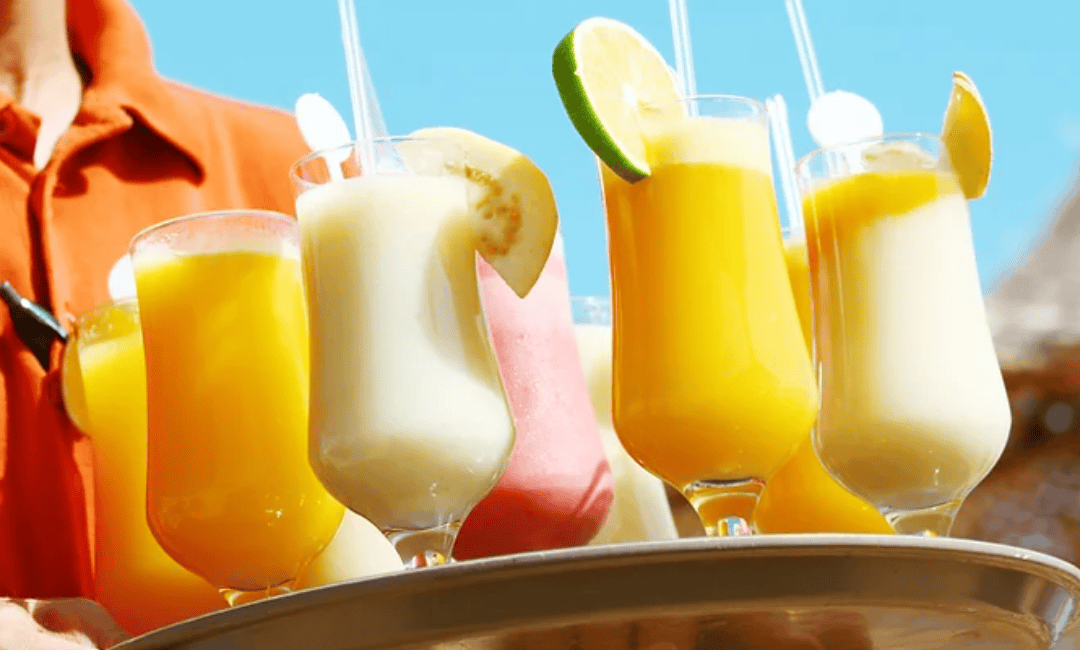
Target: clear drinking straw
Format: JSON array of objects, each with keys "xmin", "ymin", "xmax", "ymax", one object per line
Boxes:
[
  {"xmin": 337, "ymin": 0, "xmax": 380, "ymax": 166},
  {"xmin": 785, "ymin": 0, "xmax": 852, "ymax": 175},
  {"xmin": 766, "ymin": 95, "xmax": 805, "ymax": 237},
  {"xmin": 785, "ymin": 0, "xmax": 825, "ymax": 103},
  {"xmin": 667, "ymin": 0, "xmax": 697, "ymax": 101},
  {"xmin": 361, "ymin": 59, "xmax": 389, "ymax": 138}
]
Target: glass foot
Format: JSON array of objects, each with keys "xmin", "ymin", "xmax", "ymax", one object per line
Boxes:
[
  {"xmin": 682, "ymin": 478, "xmax": 764, "ymax": 536},
  {"xmin": 885, "ymin": 499, "xmax": 963, "ymax": 537},
  {"xmin": 383, "ymin": 521, "xmax": 462, "ymax": 568}
]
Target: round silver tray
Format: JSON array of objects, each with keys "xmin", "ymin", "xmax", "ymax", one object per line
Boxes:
[{"xmin": 116, "ymin": 535, "xmax": 1080, "ymax": 650}]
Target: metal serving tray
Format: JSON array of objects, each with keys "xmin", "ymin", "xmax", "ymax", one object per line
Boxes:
[{"xmin": 116, "ymin": 535, "xmax": 1080, "ymax": 650}]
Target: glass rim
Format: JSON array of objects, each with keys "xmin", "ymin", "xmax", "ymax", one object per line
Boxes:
[
  {"xmin": 290, "ymin": 135, "xmax": 459, "ymax": 180},
  {"xmin": 643, "ymin": 93, "xmax": 767, "ymax": 114},
  {"xmin": 128, "ymin": 209, "xmax": 296, "ymax": 254},
  {"xmin": 73, "ymin": 295, "xmax": 140, "ymax": 345},
  {"xmin": 75, "ymin": 295, "xmax": 139, "ymax": 329},
  {"xmin": 794, "ymin": 131, "xmax": 943, "ymax": 176}
]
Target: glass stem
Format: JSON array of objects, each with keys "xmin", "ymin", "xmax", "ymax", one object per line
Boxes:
[
  {"xmin": 885, "ymin": 499, "xmax": 963, "ymax": 537},
  {"xmin": 682, "ymin": 479, "xmax": 764, "ymax": 537},
  {"xmin": 384, "ymin": 522, "xmax": 462, "ymax": 568}
]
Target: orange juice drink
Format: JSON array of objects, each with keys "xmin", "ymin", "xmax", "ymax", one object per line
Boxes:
[
  {"xmin": 75, "ymin": 300, "xmax": 224, "ymax": 634},
  {"xmin": 134, "ymin": 213, "xmax": 343, "ymax": 594},
  {"xmin": 754, "ymin": 438, "xmax": 895, "ymax": 534},
  {"xmin": 802, "ymin": 150, "xmax": 1010, "ymax": 530},
  {"xmin": 783, "ymin": 238, "xmax": 813, "ymax": 354},
  {"xmin": 603, "ymin": 103, "xmax": 819, "ymax": 532},
  {"xmin": 752, "ymin": 237, "xmax": 894, "ymax": 535}
]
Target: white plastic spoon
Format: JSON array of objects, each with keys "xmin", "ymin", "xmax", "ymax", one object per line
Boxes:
[{"xmin": 295, "ymin": 93, "xmax": 354, "ymax": 180}]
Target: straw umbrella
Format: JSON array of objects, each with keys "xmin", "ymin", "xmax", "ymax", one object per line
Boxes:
[{"xmin": 953, "ymin": 174, "xmax": 1080, "ymax": 561}]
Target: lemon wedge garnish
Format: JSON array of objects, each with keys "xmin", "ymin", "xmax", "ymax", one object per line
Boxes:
[
  {"xmin": 941, "ymin": 71, "xmax": 992, "ymax": 200},
  {"xmin": 60, "ymin": 335, "xmax": 91, "ymax": 433}
]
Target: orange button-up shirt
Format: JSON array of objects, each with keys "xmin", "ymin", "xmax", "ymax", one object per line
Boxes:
[{"xmin": 0, "ymin": 0, "xmax": 308, "ymax": 597}]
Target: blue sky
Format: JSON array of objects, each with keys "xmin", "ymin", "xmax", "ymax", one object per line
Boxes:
[{"xmin": 131, "ymin": 0, "xmax": 1078, "ymax": 299}]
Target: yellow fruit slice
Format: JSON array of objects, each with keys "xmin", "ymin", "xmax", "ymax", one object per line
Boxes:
[
  {"xmin": 60, "ymin": 335, "xmax": 91, "ymax": 433},
  {"xmin": 941, "ymin": 71, "xmax": 992, "ymax": 200},
  {"xmin": 552, "ymin": 17, "xmax": 685, "ymax": 182},
  {"xmin": 60, "ymin": 300, "xmax": 141, "ymax": 434},
  {"xmin": 412, "ymin": 126, "xmax": 559, "ymax": 298}
]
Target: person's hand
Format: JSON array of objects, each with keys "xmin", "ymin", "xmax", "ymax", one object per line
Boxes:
[{"xmin": 0, "ymin": 598, "xmax": 131, "ymax": 650}]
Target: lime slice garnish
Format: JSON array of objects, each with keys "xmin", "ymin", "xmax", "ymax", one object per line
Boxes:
[
  {"xmin": 941, "ymin": 71, "xmax": 992, "ymax": 200},
  {"xmin": 552, "ymin": 17, "xmax": 684, "ymax": 182}
]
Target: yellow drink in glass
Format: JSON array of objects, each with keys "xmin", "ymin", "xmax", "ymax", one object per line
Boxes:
[
  {"xmin": 133, "ymin": 211, "xmax": 343, "ymax": 598},
  {"xmin": 603, "ymin": 97, "xmax": 818, "ymax": 534},
  {"xmin": 783, "ymin": 239, "xmax": 813, "ymax": 354},
  {"xmin": 75, "ymin": 299, "xmax": 224, "ymax": 634},
  {"xmin": 753, "ymin": 438, "xmax": 895, "ymax": 534},
  {"xmin": 753, "ymin": 236, "xmax": 894, "ymax": 535}
]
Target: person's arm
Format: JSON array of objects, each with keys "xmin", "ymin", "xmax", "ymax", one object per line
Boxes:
[{"xmin": 0, "ymin": 599, "xmax": 130, "ymax": 650}]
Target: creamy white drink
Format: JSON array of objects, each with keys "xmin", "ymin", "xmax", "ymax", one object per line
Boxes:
[
  {"xmin": 296, "ymin": 171, "xmax": 514, "ymax": 533},
  {"xmin": 807, "ymin": 160, "xmax": 1011, "ymax": 524}
]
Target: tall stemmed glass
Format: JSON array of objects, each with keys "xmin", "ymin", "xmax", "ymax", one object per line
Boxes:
[
  {"xmin": 68, "ymin": 298, "xmax": 225, "ymax": 632},
  {"xmin": 797, "ymin": 134, "xmax": 1011, "ymax": 536},
  {"xmin": 131, "ymin": 210, "xmax": 344, "ymax": 605},
  {"xmin": 292, "ymin": 137, "xmax": 515, "ymax": 567},
  {"xmin": 600, "ymin": 95, "xmax": 819, "ymax": 535}
]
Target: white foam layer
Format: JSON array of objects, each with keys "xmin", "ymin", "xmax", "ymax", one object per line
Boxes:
[
  {"xmin": 131, "ymin": 239, "xmax": 300, "ymax": 273},
  {"xmin": 646, "ymin": 117, "xmax": 771, "ymax": 175}
]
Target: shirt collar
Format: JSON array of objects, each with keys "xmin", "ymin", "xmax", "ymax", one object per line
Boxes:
[{"xmin": 68, "ymin": 0, "xmax": 211, "ymax": 179}]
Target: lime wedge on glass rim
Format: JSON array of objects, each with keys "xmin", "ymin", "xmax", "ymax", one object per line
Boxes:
[{"xmin": 552, "ymin": 17, "xmax": 684, "ymax": 183}]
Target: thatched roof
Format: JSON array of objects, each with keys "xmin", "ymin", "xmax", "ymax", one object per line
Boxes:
[{"xmin": 988, "ymin": 173, "xmax": 1080, "ymax": 370}]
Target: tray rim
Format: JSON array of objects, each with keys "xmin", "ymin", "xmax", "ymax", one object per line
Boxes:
[{"xmin": 116, "ymin": 534, "xmax": 1080, "ymax": 650}]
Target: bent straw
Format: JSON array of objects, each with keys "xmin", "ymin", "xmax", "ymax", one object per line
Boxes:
[
  {"xmin": 766, "ymin": 95, "xmax": 805, "ymax": 237},
  {"xmin": 785, "ymin": 0, "xmax": 825, "ymax": 103},
  {"xmin": 337, "ymin": 0, "xmax": 380, "ymax": 166},
  {"xmin": 667, "ymin": 0, "xmax": 697, "ymax": 102}
]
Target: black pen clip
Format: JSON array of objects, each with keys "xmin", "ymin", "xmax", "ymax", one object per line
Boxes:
[{"xmin": 1, "ymin": 281, "xmax": 69, "ymax": 371}]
